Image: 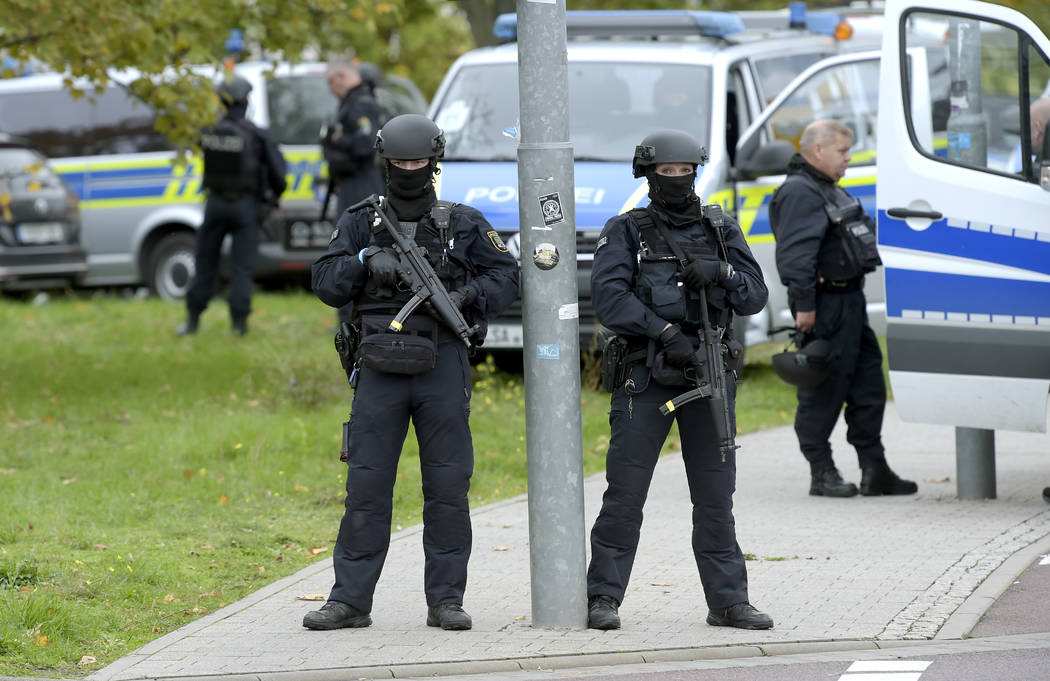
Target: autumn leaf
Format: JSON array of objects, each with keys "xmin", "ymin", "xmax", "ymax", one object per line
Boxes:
[
  {"xmin": 651, "ymin": 582, "xmax": 674, "ymax": 586},
  {"xmin": 926, "ymin": 477, "xmax": 951, "ymax": 483},
  {"xmin": 307, "ymin": 546, "xmax": 328, "ymax": 556},
  {"xmin": 492, "ymin": 545, "xmax": 509, "ymax": 552},
  {"xmin": 218, "ymin": 493, "xmax": 228, "ymax": 506},
  {"xmin": 33, "ymin": 634, "xmax": 49, "ymax": 647},
  {"xmin": 296, "ymin": 594, "xmax": 327, "ymax": 601},
  {"xmin": 93, "ymin": 543, "xmax": 109, "ymax": 550},
  {"xmin": 78, "ymin": 655, "xmax": 98, "ymax": 666},
  {"xmin": 163, "ymin": 594, "xmax": 178, "ymax": 603}
]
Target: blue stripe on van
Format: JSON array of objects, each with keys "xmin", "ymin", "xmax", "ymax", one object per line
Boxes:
[
  {"xmin": 879, "ymin": 211, "xmax": 1050, "ymax": 277},
  {"xmin": 885, "ymin": 268, "xmax": 1050, "ymax": 320}
]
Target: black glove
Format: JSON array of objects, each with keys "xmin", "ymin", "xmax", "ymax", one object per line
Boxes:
[
  {"xmin": 364, "ymin": 246, "xmax": 407, "ymax": 290},
  {"xmin": 449, "ymin": 286, "xmax": 477, "ymax": 310},
  {"xmin": 683, "ymin": 258, "xmax": 731, "ymax": 291},
  {"xmin": 659, "ymin": 324, "xmax": 695, "ymax": 367}
]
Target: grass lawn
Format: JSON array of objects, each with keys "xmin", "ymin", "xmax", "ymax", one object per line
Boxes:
[{"xmin": 0, "ymin": 290, "xmax": 798, "ymax": 677}]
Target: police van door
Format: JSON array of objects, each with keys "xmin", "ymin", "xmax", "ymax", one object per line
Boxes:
[
  {"xmin": 878, "ymin": 0, "xmax": 1050, "ymax": 432},
  {"xmin": 731, "ymin": 51, "xmax": 884, "ymax": 342}
]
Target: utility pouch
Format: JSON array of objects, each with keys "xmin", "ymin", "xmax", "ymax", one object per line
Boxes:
[
  {"xmin": 334, "ymin": 321, "xmax": 361, "ymax": 383},
  {"xmin": 358, "ymin": 333, "xmax": 437, "ymax": 375},
  {"xmin": 724, "ymin": 337, "xmax": 744, "ymax": 374},
  {"xmin": 825, "ymin": 199, "xmax": 881, "ymax": 275},
  {"xmin": 600, "ymin": 334, "xmax": 629, "ymax": 393},
  {"xmin": 649, "ymin": 350, "xmax": 694, "ymax": 387}
]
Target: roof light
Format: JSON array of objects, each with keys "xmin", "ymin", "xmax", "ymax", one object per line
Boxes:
[
  {"xmin": 493, "ymin": 10, "xmax": 745, "ymax": 42},
  {"xmin": 788, "ymin": 2, "xmax": 806, "ymax": 30},
  {"xmin": 805, "ymin": 12, "xmax": 846, "ymax": 36},
  {"xmin": 833, "ymin": 20, "xmax": 853, "ymax": 41}
]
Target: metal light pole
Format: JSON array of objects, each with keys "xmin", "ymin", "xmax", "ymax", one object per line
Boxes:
[{"xmin": 515, "ymin": 0, "xmax": 587, "ymax": 628}]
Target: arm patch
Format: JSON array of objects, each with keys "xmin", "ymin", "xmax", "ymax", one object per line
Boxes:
[{"xmin": 487, "ymin": 230, "xmax": 509, "ymax": 252}]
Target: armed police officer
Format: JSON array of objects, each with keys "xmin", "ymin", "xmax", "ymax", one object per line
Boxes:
[
  {"xmin": 304, "ymin": 114, "xmax": 519, "ymax": 632},
  {"xmin": 769, "ymin": 119, "xmax": 917, "ymax": 498},
  {"xmin": 177, "ymin": 75, "xmax": 287, "ymax": 337},
  {"xmin": 586, "ymin": 130, "xmax": 772, "ymax": 632}
]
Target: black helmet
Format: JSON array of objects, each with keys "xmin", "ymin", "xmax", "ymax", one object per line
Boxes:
[
  {"xmin": 375, "ymin": 114, "xmax": 445, "ymax": 160},
  {"xmin": 632, "ymin": 129, "xmax": 709, "ymax": 178},
  {"xmin": 772, "ymin": 338, "xmax": 834, "ymax": 388},
  {"xmin": 216, "ymin": 75, "xmax": 252, "ymax": 107}
]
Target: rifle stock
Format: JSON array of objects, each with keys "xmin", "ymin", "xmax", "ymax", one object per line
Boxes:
[{"xmin": 352, "ymin": 194, "xmax": 478, "ymax": 346}]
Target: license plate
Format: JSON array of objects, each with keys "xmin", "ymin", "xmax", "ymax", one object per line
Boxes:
[
  {"xmin": 17, "ymin": 222, "xmax": 65, "ymax": 244},
  {"xmin": 484, "ymin": 323, "xmax": 524, "ymax": 349},
  {"xmin": 284, "ymin": 218, "xmax": 334, "ymax": 250}
]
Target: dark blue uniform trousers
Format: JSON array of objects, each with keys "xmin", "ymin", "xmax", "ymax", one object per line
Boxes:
[
  {"xmin": 795, "ymin": 289, "xmax": 887, "ymax": 473},
  {"xmin": 186, "ymin": 195, "xmax": 259, "ymax": 321},
  {"xmin": 587, "ymin": 364, "xmax": 749, "ymax": 610},
  {"xmin": 329, "ymin": 342, "xmax": 474, "ymax": 613}
]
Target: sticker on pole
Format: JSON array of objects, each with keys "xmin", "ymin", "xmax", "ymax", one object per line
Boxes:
[
  {"xmin": 539, "ymin": 192, "xmax": 565, "ymax": 226},
  {"xmin": 536, "ymin": 343, "xmax": 560, "ymax": 360},
  {"xmin": 533, "ymin": 242, "xmax": 560, "ymax": 271}
]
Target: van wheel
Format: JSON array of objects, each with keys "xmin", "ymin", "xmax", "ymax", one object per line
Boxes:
[{"xmin": 147, "ymin": 233, "xmax": 196, "ymax": 301}]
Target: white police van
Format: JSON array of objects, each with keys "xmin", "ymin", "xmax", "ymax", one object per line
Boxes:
[
  {"xmin": 427, "ymin": 5, "xmax": 914, "ymax": 354},
  {"xmin": 875, "ymin": 0, "xmax": 1050, "ymax": 436},
  {"xmin": 0, "ymin": 61, "xmax": 426, "ymax": 299}
]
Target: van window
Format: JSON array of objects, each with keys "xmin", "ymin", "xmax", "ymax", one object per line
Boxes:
[
  {"xmin": 0, "ymin": 86, "xmax": 171, "ymax": 158},
  {"xmin": 761, "ymin": 58, "xmax": 880, "ymax": 165},
  {"xmin": 904, "ymin": 11, "xmax": 1050, "ymax": 180},
  {"xmin": 753, "ymin": 52, "xmax": 827, "ymax": 104},
  {"xmin": 266, "ymin": 74, "xmax": 332, "ymax": 145},
  {"xmin": 433, "ymin": 62, "xmax": 712, "ymax": 162}
]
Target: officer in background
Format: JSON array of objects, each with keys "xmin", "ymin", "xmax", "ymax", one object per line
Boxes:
[
  {"xmin": 586, "ymin": 130, "xmax": 772, "ymax": 632},
  {"xmin": 177, "ymin": 75, "xmax": 287, "ymax": 337},
  {"xmin": 304, "ymin": 114, "xmax": 519, "ymax": 632},
  {"xmin": 769, "ymin": 118, "xmax": 917, "ymax": 498},
  {"xmin": 322, "ymin": 57, "xmax": 386, "ymax": 216}
]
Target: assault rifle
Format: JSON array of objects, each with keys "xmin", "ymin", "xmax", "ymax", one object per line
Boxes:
[
  {"xmin": 350, "ymin": 194, "xmax": 478, "ymax": 347},
  {"xmin": 658, "ymin": 285, "xmax": 739, "ymax": 461}
]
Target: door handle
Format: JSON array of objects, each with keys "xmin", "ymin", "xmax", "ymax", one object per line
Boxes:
[{"xmin": 886, "ymin": 207, "xmax": 943, "ymax": 220}]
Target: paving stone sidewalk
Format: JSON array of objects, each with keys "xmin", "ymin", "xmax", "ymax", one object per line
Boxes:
[{"xmin": 88, "ymin": 403, "xmax": 1050, "ymax": 681}]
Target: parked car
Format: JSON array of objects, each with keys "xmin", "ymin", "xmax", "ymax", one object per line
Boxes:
[
  {"xmin": 0, "ymin": 133, "xmax": 87, "ymax": 291},
  {"xmin": 0, "ymin": 62, "xmax": 427, "ymax": 299}
]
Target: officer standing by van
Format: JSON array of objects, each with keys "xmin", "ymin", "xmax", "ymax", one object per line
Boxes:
[
  {"xmin": 322, "ymin": 57, "xmax": 386, "ymax": 216},
  {"xmin": 303, "ymin": 114, "xmax": 519, "ymax": 632},
  {"xmin": 586, "ymin": 129, "xmax": 772, "ymax": 632},
  {"xmin": 769, "ymin": 118, "xmax": 917, "ymax": 498},
  {"xmin": 177, "ymin": 74, "xmax": 287, "ymax": 337}
]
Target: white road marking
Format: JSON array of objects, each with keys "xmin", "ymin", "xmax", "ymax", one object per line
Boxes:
[
  {"xmin": 840, "ymin": 660, "xmax": 932, "ymax": 681},
  {"xmin": 1038, "ymin": 553, "xmax": 1050, "ymax": 566}
]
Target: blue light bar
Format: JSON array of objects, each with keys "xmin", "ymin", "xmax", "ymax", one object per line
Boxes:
[
  {"xmin": 805, "ymin": 12, "xmax": 844, "ymax": 36},
  {"xmin": 493, "ymin": 10, "xmax": 746, "ymax": 42}
]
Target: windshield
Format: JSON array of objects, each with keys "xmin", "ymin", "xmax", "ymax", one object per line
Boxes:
[
  {"xmin": 435, "ymin": 62, "xmax": 712, "ymax": 162},
  {"xmin": 267, "ymin": 74, "xmax": 334, "ymax": 145}
]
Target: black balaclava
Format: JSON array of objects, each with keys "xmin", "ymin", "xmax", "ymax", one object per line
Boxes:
[
  {"xmin": 645, "ymin": 167, "xmax": 701, "ymax": 227},
  {"xmin": 386, "ymin": 161, "xmax": 436, "ymax": 221}
]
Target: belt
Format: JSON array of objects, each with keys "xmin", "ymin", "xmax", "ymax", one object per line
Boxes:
[{"xmin": 819, "ymin": 278, "xmax": 862, "ymax": 293}]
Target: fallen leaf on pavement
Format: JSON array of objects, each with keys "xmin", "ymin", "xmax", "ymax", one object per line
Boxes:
[
  {"xmin": 651, "ymin": 582, "xmax": 673, "ymax": 586},
  {"xmin": 925, "ymin": 477, "xmax": 951, "ymax": 483},
  {"xmin": 296, "ymin": 594, "xmax": 327, "ymax": 601},
  {"xmin": 492, "ymin": 545, "xmax": 509, "ymax": 551}
]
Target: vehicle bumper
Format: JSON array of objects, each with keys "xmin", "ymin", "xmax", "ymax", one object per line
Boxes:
[{"xmin": 0, "ymin": 245, "xmax": 89, "ymax": 289}]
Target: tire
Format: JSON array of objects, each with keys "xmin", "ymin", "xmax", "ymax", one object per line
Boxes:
[{"xmin": 146, "ymin": 233, "xmax": 197, "ymax": 301}]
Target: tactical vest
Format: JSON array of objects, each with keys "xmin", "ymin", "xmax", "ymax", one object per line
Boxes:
[
  {"xmin": 796, "ymin": 173, "xmax": 881, "ymax": 280},
  {"xmin": 201, "ymin": 118, "xmax": 261, "ymax": 197},
  {"xmin": 356, "ymin": 200, "xmax": 470, "ymax": 324},
  {"xmin": 629, "ymin": 204, "xmax": 731, "ymax": 330}
]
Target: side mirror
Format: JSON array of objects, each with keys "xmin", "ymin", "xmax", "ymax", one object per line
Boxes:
[{"xmin": 736, "ymin": 140, "xmax": 797, "ymax": 181}]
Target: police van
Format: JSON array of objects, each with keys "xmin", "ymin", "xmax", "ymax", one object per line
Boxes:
[
  {"xmin": 873, "ymin": 0, "xmax": 1050, "ymax": 443},
  {"xmin": 0, "ymin": 61, "xmax": 426, "ymax": 299},
  {"xmin": 427, "ymin": 5, "xmax": 936, "ymax": 354}
]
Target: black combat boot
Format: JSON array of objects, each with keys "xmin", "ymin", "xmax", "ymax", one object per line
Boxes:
[
  {"xmin": 707, "ymin": 602, "xmax": 774, "ymax": 630},
  {"xmin": 231, "ymin": 317, "xmax": 248, "ymax": 336},
  {"xmin": 809, "ymin": 467, "xmax": 858, "ymax": 497},
  {"xmin": 302, "ymin": 600, "xmax": 372, "ymax": 630},
  {"xmin": 426, "ymin": 603, "xmax": 472, "ymax": 630},
  {"xmin": 587, "ymin": 594, "xmax": 621, "ymax": 630},
  {"xmin": 1043, "ymin": 487, "xmax": 1050, "ymax": 504},
  {"xmin": 175, "ymin": 313, "xmax": 199, "ymax": 336},
  {"xmin": 860, "ymin": 464, "xmax": 918, "ymax": 496}
]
